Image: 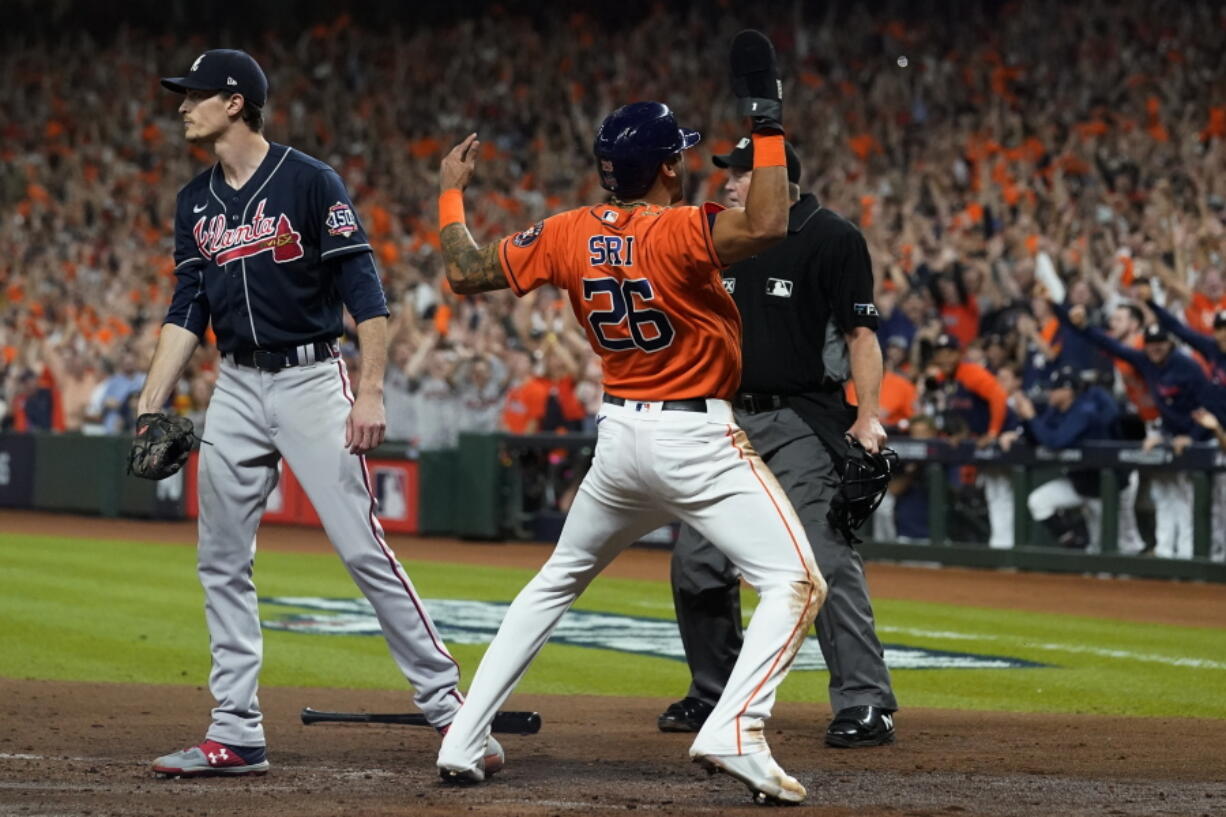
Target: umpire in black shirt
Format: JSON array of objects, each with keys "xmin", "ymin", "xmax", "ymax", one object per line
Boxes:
[{"xmin": 660, "ymin": 138, "xmax": 898, "ymax": 746}]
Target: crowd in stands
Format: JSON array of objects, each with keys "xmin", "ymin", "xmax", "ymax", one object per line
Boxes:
[{"xmin": 3, "ymin": 1, "xmax": 1225, "ymax": 555}]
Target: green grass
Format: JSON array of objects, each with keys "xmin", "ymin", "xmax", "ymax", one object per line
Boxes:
[{"xmin": 1, "ymin": 533, "xmax": 1223, "ymax": 718}]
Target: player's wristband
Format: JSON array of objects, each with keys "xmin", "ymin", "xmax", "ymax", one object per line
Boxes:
[
  {"xmin": 439, "ymin": 188, "xmax": 465, "ymax": 229},
  {"xmin": 752, "ymin": 133, "xmax": 786, "ymax": 168}
]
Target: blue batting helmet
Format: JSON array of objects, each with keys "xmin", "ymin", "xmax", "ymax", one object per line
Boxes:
[{"xmin": 593, "ymin": 102, "xmax": 701, "ymax": 199}]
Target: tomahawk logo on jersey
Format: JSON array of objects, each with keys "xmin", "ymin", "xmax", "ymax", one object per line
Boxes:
[{"xmin": 167, "ymin": 143, "xmax": 382, "ymax": 352}]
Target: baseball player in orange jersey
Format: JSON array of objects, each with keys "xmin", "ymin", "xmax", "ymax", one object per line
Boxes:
[{"xmin": 433, "ymin": 32, "xmax": 827, "ymax": 805}]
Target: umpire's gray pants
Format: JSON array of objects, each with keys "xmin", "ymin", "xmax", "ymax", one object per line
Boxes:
[{"xmin": 670, "ymin": 406, "xmax": 897, "ymax": 714}]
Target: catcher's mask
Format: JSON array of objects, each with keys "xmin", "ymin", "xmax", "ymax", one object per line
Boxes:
[{"xmin": 827, "ymin": 436, "xmax": 899, "ymax": 543}]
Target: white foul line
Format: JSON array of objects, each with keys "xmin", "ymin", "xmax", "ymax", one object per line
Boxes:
[{"xmin": 878, "ymin": 626, "xmax": 1226, "ymax": 670}]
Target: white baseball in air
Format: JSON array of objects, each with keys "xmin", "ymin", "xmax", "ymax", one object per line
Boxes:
[{"xmin": 897, "ymin": 56, "xmax": 909, "ymax": 68}]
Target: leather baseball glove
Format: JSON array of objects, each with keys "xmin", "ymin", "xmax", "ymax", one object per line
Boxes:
[{"xmin": 127, "ymin": 413, "xmax": 198, "ymax": 480}]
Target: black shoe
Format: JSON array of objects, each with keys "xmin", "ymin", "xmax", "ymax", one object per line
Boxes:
[
  {"xmin": 825, "ymin": 705, "xmax": 896, "ymax": 748},
  {"xmin": 657, "ymin": 697, "xmax": 714, "ymax": 733}
]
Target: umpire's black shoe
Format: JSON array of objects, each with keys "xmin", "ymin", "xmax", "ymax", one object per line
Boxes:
[
  {"xmin": 825, "ymin": 706, "xmax": 896, "ymax": 748},
  {"xmin": 657, "ymin": 697, "xmax": 714, "ymax": 733}
]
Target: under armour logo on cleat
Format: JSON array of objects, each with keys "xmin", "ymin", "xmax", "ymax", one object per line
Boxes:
[{"xmin": 207, "ymin": 748, "xmax": 229, "ymax": 764}]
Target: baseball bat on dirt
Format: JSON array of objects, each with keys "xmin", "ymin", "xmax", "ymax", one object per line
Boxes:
[{"xmin": 300, "ymin": 706, "xmax": 542, "ymax": 734}]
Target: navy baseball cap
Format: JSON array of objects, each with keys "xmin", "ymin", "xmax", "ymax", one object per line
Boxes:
[
  {"xmin": 1048, "ymin": 366, "xmax": 1078, "ymax": 390},
  {"xmin": 1213, "ymin": 309, "xmax": 1226, "ymax": 330},
  {"xmin": 713, "ymin": 136, "xmax": 803, "ymax": 184},
  {"xmin": 161, "ymin": 49, "xmax": 268, "ymax": 108},
  {"xmin": 1143, "ymin": 324, "xmax": 1171, "ymax": 344},
  {"xmin": 933, "ymin": 333, "xmax": 961, "ymax": 350}
]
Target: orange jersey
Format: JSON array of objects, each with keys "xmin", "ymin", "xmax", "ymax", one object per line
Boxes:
[
  {"xmin": 846, "ymin": 370, "xmax": 917, "ymax": 428},
  {"xmin": 498, "ymin": 202, "xmax": 740, "ymax": 401},
  {"xmin": 1115, "ymin": 333, "xmax": 1159, "ymax": 422},
  {"xmin": 1186, "ymin": 292, "xmax": 1226, "ymax": 335}
]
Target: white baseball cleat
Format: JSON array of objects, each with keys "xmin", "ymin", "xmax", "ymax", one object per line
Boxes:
[
  {"xmin": 693, "ymin": 750, "xmax": 806, "ymax": 805},
  {"xmin": 438, "ymin": 735, "xmax": 505, "ymax": 786}
]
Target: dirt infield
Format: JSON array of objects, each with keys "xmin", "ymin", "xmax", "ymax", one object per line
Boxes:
[
  {"xmin": 3, "ymin": 510, "xmax": 1226, "ymax": 816},
  {"xmin": 1, "ymin": 679, "xmax": 1223, "ymax": 817}
]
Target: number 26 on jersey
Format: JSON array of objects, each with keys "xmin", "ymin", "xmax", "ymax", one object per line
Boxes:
[
  {"xmin": 582, "ymin": 276, "xmax": 675, "ymax": 353},
  {"xmin": 584, "ymin": 235, "xmax": 675, "ymax": 353}
]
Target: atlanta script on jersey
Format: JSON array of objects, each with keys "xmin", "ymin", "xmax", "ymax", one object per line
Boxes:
[{"xmin": 166, "ymin": 143, "xmax": 386, "ymax": 353}]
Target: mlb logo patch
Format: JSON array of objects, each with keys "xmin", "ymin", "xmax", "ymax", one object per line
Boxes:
[
  {"xmin": 722, "ymin": 277, "xmax": 736, "ymax": 294},
  {"xmin": 603, "ymin": 210, "xmax": 619, "ymax": 223},
  {"xmin": 766, "ymin": 278, "xmax": 793, "ymax": 298}
]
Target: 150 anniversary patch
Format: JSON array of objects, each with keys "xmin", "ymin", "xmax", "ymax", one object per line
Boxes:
[{"xmin": 326, "ymin": 201, "xmax": 358, "ymax": 238}]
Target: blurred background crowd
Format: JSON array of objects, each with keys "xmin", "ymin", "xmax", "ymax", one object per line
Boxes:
[{"xmin": 3, "ymin": 0, "xmax": 1225, "ymax": 550}]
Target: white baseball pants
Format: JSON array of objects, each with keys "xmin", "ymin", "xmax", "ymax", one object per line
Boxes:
[
  {"xmin": 438, "ymin": 398, "xmax": 824, "ymax": 771},
  {"xmin": 980, "ymin": 470, "xmax": 1015, "ymax": 549},
  {"xmin": 1116, "ymin": 471, "xmax": 1146, "ymax": 555},
  {"xmin": 1027, "ymin": 478, "xmax": 1103, "ymax": 551},
  {"xmin": 1149, "ymin": 472, "xmax": 1194, "ymax": 559}
]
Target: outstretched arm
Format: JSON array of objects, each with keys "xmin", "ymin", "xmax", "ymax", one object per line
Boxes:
[
  {"xmin": 438, "ymin": 134, "xmax": 510, "ymax": 295},
  {"xmin": 957, "ymin": 364, "xmax": 1008, "ymax": 438},
  {"xmin": 1147, "ymin": 299, "xmax": 1218, "ymax": 360},
  {"xmin": 1051, "ymin": 301, "xmax": 1146, "ymax": 368},
  {"xmin": 1193, "ymin": 408, "xmax": 1226, "ymax": 447}
]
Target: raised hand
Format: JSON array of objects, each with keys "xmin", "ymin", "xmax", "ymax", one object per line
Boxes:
[{"xmin": 440, "ymin": 133, "xmax": 480, "ymax": 192}]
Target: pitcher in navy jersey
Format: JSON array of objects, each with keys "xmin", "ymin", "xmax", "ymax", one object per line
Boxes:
[{"xmin": 136, "ymin": 49, "xmax": 501, "ymax": 779}]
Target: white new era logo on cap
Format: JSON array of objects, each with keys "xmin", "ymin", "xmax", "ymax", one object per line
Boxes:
[
  {"xmin": 736, "ymin": 137, "xmax": 751, "ymax": 149},
  {"xmin": 227, "ymin": 76, "xmax": 238, "ymax": 86}
]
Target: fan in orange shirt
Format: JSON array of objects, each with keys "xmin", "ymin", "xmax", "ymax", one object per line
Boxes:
[
  {"xmin": 848, "ymin": 369, "xmax": 916, "ymax": 429},
  {"xmin": 1107, "ymin": 302, "xmax": 1159, "ymax": 422},
  {"xmin": 434, "ymin": 30, "xmax": 826, "ymax": 808},
  {"xmin": 1185, "ymin": 279, "xmax": 1226, "ymax": 335}
]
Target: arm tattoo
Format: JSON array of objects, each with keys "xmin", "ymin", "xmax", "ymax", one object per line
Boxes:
[{"xmin": 440, "ymin": 223, "xmax": 509, "ymax": 294}]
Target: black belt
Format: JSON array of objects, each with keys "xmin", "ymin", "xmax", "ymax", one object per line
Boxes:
[
  {"xmin": 735, "ymin": 393, "xmax": 788, "ymax": 414},
  {"xmin": 603, "ymin": 392, "xmax": 707, "ymax": 413},
  {"xmin": 228, "ymin": 341, "xmax": 337, "ymax": 372}
]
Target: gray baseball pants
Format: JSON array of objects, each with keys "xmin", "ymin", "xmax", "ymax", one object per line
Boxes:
[
  {"xmin": 670, "ymin": 406, "xmax": 897, "ymax": 714},
  {"xmin": 196, "ymin": 355, "xmax": 463, "ymax": 747}
]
